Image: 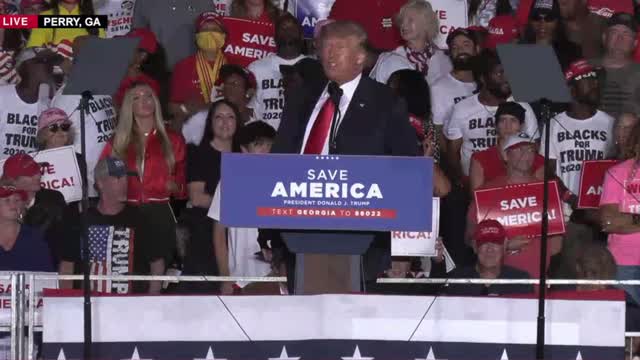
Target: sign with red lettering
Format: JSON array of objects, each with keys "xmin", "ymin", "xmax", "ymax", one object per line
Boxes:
[
  {"xmin": 391, "ymin": 198, "xmax": 440, "ymax": 257},
  {"xmin": 0, "ymin": 146, "xmax": 82, "ymax": 203},
  {"xmin": 474, "ymin": 181, "xmax": 565, "ymax": 237},
  {"xmin": 431, "ymin": 0, "xmax": 468, "ymax": 49},
  {"xmin": 221, "ymin": 17, "xmax": 276, "ymax": 67},
  {"xmin": 0, "ymin": 272, "xmax": 58, "ymax": 327},
  {"xmin": 578, "ymin": 160, "xmax": 618, "ymax": 209}
]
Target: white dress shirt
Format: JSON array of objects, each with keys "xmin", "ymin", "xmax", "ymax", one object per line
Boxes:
[{"xmin": 300, "ymin": 74, "xmax": 362, "ymax": 155}]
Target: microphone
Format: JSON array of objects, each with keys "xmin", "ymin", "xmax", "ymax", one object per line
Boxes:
[{"xmin": 327, "ymin": 81, "xmax": 343, "ymax": 106}]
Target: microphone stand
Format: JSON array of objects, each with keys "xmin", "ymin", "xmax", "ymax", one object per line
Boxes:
[
  {"xmin": 536, "ymin": 99, "xmax": 552, "ymax": 359},
  {"xmin": 79, "ymin": 91, "xmax": 93, "ymax": 360}
]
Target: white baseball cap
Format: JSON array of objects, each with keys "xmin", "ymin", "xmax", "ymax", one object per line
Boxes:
[{"xmin": 502, "ymin": 132, "xmax": 534, "ymax": 152}]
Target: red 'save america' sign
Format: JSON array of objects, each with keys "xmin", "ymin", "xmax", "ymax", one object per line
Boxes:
[
  {"xmin": 222, "ymin": 17, "xmax": 276, "ymax": 67},
  {"xmin": 578, "ymin": 160, "xmax": 618, "ymax": 209},
  {"xmin": 474, "ymin": 181, "xmax": 565, "ymax": 237}
]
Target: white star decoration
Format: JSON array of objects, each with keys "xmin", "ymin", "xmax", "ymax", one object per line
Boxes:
[
  {"xmin": 194, "ymin": 347, "xmax": 227, "ymax": 360},
  {"xmin": 268, "ymin": 346, "xmax": 300, "ymax": 360},
  {"xmin": 576, "ymin": 351, "xmax": 583, "ymax": 360},
  {"xmin": 500, "ymin": 349, "xmax": 509, "ymax": 360},
  {"xmin": 342, "ymin": 345, "xmax": 374, "ymax": 360},
  {"xmin": 415, "ymin": 346, "xmax": 446, "ymax": 360},
  {"xmin": 56, "ymin": 348, "xmax": 66, "ymax": 360},
  {"xmin": 122, "ymin": 347, "xmax": 153, "ymax": 360}
]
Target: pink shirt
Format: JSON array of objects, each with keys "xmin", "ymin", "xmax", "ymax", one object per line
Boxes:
[{"xmin": 600, "ymin": 159, "xmax": 640, "ymax": 265}]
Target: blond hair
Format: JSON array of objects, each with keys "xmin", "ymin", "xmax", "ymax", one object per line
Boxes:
[
  {"xmin": 318, "ymin": 20, "xmax": 368, "ymax": 51},
  {"xmin": 112, "ymin": 84, "xmax": 175, "ymax": 174},
  {"xmin": 396, "ymin": 0, "xmax": 439, "ymax": 41}
]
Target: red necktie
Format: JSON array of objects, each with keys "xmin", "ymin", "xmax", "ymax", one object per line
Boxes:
[{"xmin": 303, "ymin": 97, "xmax": 336, "ymax": 154}]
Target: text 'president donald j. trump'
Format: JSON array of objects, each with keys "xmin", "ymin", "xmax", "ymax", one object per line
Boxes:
[{"xmin": 272, "ymin": 20, "xmax": 420, "ymax": 294}]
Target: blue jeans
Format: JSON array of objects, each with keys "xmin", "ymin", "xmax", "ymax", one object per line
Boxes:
[{"xmin": 617, "ymin": 266, "xmax": 640, "ymax": 305}]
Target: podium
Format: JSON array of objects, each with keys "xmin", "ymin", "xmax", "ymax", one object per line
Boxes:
[
  {"xmin": 281, "ymin": 231, "xmax": 373, "ymax": 293},
  {"xmin": 220, "ymin": 153, "xmax": 434, "ymax": 294}
]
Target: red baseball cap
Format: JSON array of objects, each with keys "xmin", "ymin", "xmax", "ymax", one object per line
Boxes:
[
  {"xmin": 565, "ymin": 59, "xmax": 597, "ymax": 81},
  {"xmin": 3, "ymin": 153, "xmax": 40, "ymax": 179},
  {"xmin": 195, "ymin": 12, "xmax": 226, "ymax": 33},
  {"xmin": 127, "ymin": 28, "xmax": 158, "ymax": 54},
  {"xmin": 0, "ymin": 185, "xmax": 27, "ymax": 201},
  {"xmin": 485, "ymin": 15, "xmax": 519, "ymax": 49},
  {"xmin": 474, "ymin": 219, "xmax": 507, "ymax": 247}
]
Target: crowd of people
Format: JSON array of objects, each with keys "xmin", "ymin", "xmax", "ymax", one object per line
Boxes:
[{"xmin": 0, "ymin": 0, "xmax": 639, "ymax": 337}]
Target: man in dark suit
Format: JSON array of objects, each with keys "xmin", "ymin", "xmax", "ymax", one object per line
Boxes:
[{"xmin": 272, "ymin": 20, "xmax": 419, "ymax": 294}]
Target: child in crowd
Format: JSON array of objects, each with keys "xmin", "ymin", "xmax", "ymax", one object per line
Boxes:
[{"xmin": 207, "ymin": 121, "xmax": 277, "ymax": 294}]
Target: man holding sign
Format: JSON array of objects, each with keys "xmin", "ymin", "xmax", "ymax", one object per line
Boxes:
[{"xmin": 468, "ymin": 133, "xmax": 563, "ymax": 279}]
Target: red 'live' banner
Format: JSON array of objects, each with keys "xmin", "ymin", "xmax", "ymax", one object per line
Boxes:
[
  {"xmin": 577, "ymin": 160, "xmax": 618, "ymax": 209},
  {"xmin": 221, "ymin": 17, "xmax": 276, "ymax": 67},
  {"xmin": 474, "ymin": 181, "xmax": 565, "ymax": 237}
]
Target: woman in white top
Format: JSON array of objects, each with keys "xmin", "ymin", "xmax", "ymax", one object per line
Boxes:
[{"xmin": 391, "ymin": 0, "xmax": 451, "ymax": 84}]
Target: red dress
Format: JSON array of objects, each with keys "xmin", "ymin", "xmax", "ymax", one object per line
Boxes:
[{"xmin": 101, "ymin": 129, "xmax": 187, "ymax": 204}]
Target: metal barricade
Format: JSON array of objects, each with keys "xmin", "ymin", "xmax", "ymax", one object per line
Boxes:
[{"xmin": 5, "ymin": 275, "xmax": 640, "ymax": 360}]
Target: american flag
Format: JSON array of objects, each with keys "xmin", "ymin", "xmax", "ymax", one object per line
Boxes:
[
  {"xmin": 87, "ymin": 225, "xmax": 134, "ymax": 293},
  {"xmin": 88, "ymin": 225, "xmax": 114, "ymax": 293}
]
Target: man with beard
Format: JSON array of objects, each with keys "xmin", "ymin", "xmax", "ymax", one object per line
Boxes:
[
  {"xmin": 444, "ymin": 49, "xmax": 539, "ymax": 186},
  {"xmin": 433, "ymin": 28, "xmax": 480, "ymax": 159},
  {"xmin": 248, "ymin": 13, "xmax": 306, "ymax": 130},
  {"xmin": 540, "ymin": 60, "xmax": 614, "ymax": 276}
]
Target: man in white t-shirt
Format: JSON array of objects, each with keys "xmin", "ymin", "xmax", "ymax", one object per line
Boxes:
[
  {"xmin": 248, "ymin": 14, "xmax": 306, "ymax": 130},
  {"xmin": 444, "ymin": 49, "xmax": 539, "ymax": 184},
  {"xmin": 93, "ymin": 0, "xmax": 136, "ymax": 38},
  {"xmin": 0, "ymin": 49, "xmax": 55, "ymax": 159},
  {"xmin": 51, "ymin": 84, "xmax": 116, "ymax": 198},
  {"xmin": 541, "ymin": 59, "xmax": 615, "ymax": 215},
  {"xmin": 431, "ymin": 28, "xmax": 479, "ymax": 157}
]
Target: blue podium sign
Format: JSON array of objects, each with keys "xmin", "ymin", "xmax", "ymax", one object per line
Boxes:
[{"xmin": 220, "ymin": 153, "xmax": 433, "ymax": 231}]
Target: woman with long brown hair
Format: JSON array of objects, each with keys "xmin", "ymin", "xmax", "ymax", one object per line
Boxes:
[{"xmin": 101, "ymin": 83, "xmax": 186, "ymax": 268}]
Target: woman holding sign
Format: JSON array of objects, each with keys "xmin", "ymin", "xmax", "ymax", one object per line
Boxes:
[
  {"xmin": 467, "ymin": 132, "xmax": 563, "ymax": 280},
  {"xmin": 469, "ymin": 102, "xmax": 545, "ymax": 193},
  {"xmin": 102, "ymin": 83, "xmax": 187, "ymax": 271}
]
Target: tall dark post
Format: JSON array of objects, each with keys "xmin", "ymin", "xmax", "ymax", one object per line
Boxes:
[
  {"xmin": 79, "ymin": 91, "xmax": 93, "ymax": 360},
  {"xmin": 536, "ymin": 100, "xmax": 552, "ymax": 360}
]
